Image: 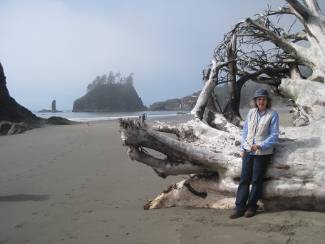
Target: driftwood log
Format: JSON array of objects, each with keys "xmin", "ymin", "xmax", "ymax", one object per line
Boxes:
[{"xmin": 119, "ymin": 0, "xmax": 325, "ymax": 211}]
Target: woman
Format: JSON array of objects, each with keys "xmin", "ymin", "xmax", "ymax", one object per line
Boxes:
[{"xmin": 230, "ymin": 88, "xmax": 279, "ymax": 219}]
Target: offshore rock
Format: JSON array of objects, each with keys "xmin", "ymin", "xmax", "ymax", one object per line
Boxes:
[{"xmin": 73, "ymin": 79, "xmax": 146, "ymax": 112}]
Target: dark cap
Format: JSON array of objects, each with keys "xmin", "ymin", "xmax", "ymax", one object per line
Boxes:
[{"xmin": 253, "ymin": 88, "xmax": 269, "ymax": 99}]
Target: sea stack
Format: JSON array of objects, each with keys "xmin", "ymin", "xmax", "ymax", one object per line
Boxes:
[{"xmin": 73, "ymin": 72, "xmax": 147, "ymax": 112}]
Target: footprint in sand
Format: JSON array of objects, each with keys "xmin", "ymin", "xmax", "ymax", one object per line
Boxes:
[{"xmin": 15, "ymin": 223, "xmax": 24, "ymax": 228}]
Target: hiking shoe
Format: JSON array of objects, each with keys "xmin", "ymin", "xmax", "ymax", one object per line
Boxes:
[
  {"xmin": 229, "ymin": 210, "xmax": 245, "ymax": 219},
  {"xmin": 245, "ymin": 208, "xmax": 256, "ymax": 218}
]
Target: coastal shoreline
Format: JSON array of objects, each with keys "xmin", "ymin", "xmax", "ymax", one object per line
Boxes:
[{"xmin": 0, "ymin": 116, "xmax": 324, "ymax": 244}]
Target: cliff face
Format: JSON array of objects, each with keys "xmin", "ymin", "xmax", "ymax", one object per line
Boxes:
[
  {"xmin": 0, "ymin": 62, "xmax": 39, "ymax": 124},
  {"xmin": 73, "ymin": 82, "xmax": 147, "ymax": 112},
  {"xmin": 149, "ymin": 91, "xmax": 200, "ymax": 111}
]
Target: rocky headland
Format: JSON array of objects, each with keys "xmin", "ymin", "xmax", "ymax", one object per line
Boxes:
[
  {"xmin": 149, "ymin": 91, "xmax": 200, "ymax": 111},
  {"xmin": 0, "ymin": 62, "xmax": 73, "ymax": 135}
]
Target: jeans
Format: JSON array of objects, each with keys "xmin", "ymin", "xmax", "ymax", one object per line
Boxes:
[{"xmin": 235, "ymin": 152, "xmax": 271, "ymax": 212}]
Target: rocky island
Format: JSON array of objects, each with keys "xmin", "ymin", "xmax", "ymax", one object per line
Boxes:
[{"xmin": 73, "ymin": 72, "xmax": 146, "ymax": 112}]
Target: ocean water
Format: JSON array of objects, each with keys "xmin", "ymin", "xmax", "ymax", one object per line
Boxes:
[
  {"xmin": 35, "ymin": 110, "xmax": 191, "ymax": 122},
  {"xmin": 35, "ymin": 106, "xmax": 291, "ymax": 125}
]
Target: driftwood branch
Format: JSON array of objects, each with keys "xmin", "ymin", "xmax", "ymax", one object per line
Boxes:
[
  {"xmin": 191, "ymin": 59, "xmax": 235, "ymax": 120},
  {"xmin": 245, "ymin": 17, "xmax": 299, "ymax": 56},
  {"xmin": 286, "ymin": 0, "xmax": 313, "ymax": 21}
]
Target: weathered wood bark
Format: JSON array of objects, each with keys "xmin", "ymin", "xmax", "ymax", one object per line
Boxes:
[{"xmin": 119, "ymin": 0, "xmax": 325, "ymax": 211}]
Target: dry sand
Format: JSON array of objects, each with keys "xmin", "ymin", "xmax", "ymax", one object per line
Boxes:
[{"xmin": 0, "ymin": 117, "xmax": 325, "ymax": 244}]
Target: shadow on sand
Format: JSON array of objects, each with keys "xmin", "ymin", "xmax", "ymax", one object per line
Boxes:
[{"xmin": 0, "ymin": 194, "xmax": 50, "ymax": 202}]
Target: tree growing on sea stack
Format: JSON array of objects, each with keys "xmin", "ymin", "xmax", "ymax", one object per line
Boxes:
[
  {"xmin": 73, "ymin": 72, "xmax": 146, "ymax": 112},
  {"xmin": 119, "ymin": 0, "xmax": 325, "ymax": 211}
]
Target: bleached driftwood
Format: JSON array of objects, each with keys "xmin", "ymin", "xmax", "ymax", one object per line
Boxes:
[
  {"xmin": 120, "ymin": 82, "xmax": 325, "ymax": 210},
  {"xmin": 119, "ymin": 0, "xmax": 325, "ymax": 211}
]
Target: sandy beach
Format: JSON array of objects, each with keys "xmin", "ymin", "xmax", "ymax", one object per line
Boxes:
[{"xmin": 1, "ymin": 118, "xmax": 325, "ymax": 244}]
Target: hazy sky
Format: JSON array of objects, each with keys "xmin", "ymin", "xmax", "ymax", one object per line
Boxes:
[{"xmin": 1, "ymin": 0, "xmax": 321, "ymax": 110}]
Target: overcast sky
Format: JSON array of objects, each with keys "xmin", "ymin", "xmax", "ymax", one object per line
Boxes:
[{"xmin": 1, "ymin": 0, "xmax": 321, "ymax": 110}]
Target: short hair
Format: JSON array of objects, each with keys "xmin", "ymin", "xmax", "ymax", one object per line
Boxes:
[{"xmin": 250, "ymin": 97, "xmax": 272, "ymax": 109}]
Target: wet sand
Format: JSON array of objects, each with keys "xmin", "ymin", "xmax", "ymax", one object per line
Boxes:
[{"xmin": 0, "ymin": 117, "xmax": 325, "ymax": 244}]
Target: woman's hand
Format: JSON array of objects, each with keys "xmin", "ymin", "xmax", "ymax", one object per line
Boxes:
[
  {"xmin": 240, "ymin": 151, "xmax": 245, "ymax": 158},
  {"xmin": 251, "ymin": 144, "xmax": 261, "ymax": 152}
]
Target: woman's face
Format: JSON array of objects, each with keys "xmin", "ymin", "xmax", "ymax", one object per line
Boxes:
[{"xmin": 256, "ymin": 96, "xmax": 267, "ymax": 111}]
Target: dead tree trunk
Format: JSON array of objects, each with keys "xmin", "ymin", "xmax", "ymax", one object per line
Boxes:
[
  {"xmin": 191, "ymin": 59, "xmax": 233, "ymax": 120},
  {"xmin": 223, "ymin": 33, "xmax": 242, "ymax": 125},
  {"xmin": 120, "ymin": 80, "xmax": 325, "ymax": 210},
  {"xmin": 119, "ymin": 0, "xmax": 325, "ymax": 211}
]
